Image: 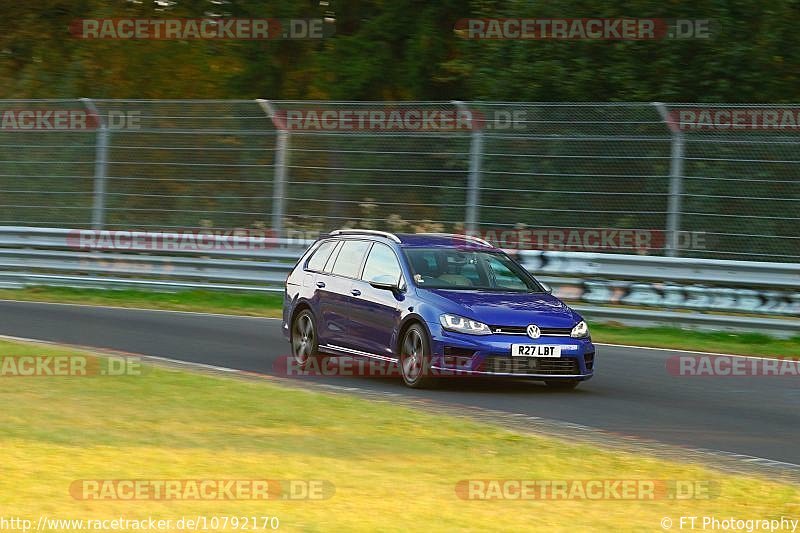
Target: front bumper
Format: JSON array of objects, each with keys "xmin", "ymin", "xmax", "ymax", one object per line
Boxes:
[{"xmin": 428, "ymin": 326, "xmax": 595, "ymax": 380}]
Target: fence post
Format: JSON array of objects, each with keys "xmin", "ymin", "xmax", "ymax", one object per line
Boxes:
[
  {"xmin": 653, "ymin": 102, "xmax": 685, "ymax": 257},
  {"xmin": 256, "ymin": 99, "xmax": 289, "ymax": 239},
  {"xmin": 81, "ymin": 98, "xmax": 109, "ymax": 230},
  {"xmin": 453, "ymin": 101, "xmax": 483, "ymax": 234}
]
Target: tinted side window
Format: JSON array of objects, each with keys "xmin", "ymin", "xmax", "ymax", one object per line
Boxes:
[
  {"xmin": 331, "ymin": 240, "xmax": 370, "ymax": 278},
  {"xmin": 361, "ymin": 243, "xmax": 402, "ymax": 284},
  {"xmin": 306, "ymin": 241, "xmax": 336, "ymax": 272}
]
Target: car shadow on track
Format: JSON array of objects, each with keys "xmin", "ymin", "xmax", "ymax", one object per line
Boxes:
[
  {"xmin": 282, "ymin": 374, "xmax": 595, "ymax": 395},
  {"xmin": 430, "ymin": 377, "xmax": 591, "ymax": 394}
]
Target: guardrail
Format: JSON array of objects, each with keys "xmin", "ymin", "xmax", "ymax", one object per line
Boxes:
[
  {"xmin": 516, "ymin": 250, "xmax": 800, "ymax": 320},
  {"xmin": 0, "ymin": 226, "xmax": 307, "ymax": 292},
  {"xmin": 0, "ymin": 227, "xmax": 797, "ymax": 336}
]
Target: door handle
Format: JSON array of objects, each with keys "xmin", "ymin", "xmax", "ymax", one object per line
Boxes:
[
  {"xmin": 351, "ymin": 289, "xmax": 361, "ymax": 296},
  {"xmin": 316, "ymin": 281, "xmax": 326, "ymax": 288}
]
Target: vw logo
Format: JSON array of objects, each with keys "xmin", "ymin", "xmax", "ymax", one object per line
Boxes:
[{"xmin": 526, "ymin": 324, "xmax": 541, "ymax": 339}]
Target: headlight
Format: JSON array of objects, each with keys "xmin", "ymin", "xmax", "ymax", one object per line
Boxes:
[
  {"xmin": 439, "ymin": 314, "xmax": 492, "ymax": 336},
  {"xmin": 570, "ymin": 320, "xmax": 589, "ymax": 338}
]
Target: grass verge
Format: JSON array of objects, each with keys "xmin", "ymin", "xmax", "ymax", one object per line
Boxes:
[
  {"xmin": 1, "ymin": 338, "xmax": 799, "ymax": 532},
  {"xmin": 0, "ymin": 286, "xmax": 284, "ymax": 317},
  {"xmin": 591, "ymin": 323, "xmax": 800, "ymax": 358},
  {"xmin": 0, "ymin": 286, "xmax": 798, "ymax": 357}
]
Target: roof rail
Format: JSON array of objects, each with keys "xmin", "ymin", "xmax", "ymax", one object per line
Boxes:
[
  {"xmin": 416, "ymin": 233, "xmax": 493, "ymax": 247},
  {"xmin": 329, "ymin": 229, "xmax": 402, "ymax": 243}
]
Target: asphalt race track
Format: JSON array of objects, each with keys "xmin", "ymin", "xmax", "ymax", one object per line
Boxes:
[{"xmin": 1, "ymin": 300, "xmax": 797, "ymax": 466}]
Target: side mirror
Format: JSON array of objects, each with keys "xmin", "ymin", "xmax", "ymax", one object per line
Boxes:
[{"xmin": 368, "ymin": 274, "xmax": 400, "ymax": 291}]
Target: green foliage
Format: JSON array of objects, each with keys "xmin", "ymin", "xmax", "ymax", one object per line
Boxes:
[{"xmin": 2, "ymin": 1, "xmax": 798, "ymax": 101}]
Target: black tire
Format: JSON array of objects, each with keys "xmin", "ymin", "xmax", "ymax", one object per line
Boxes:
[
  {"xmin": 399, "ymin": 323, "xmax": 437, "ymax": 388},
  {"xmin": 544, "ymin": 379, "xmax": 580, "ymax": 390},
  {"xmin": 291, "ymin": 310, "xmax": 318, "ymax": 369}
]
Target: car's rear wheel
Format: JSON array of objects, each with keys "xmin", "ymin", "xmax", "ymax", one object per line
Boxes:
[
  {"xmin": 291, "ymin": 310, "xmax": 318, "ymax": 369},
  {"xmin": 399, "ymin": 324, "xmax": 436, "ymax": 388},
  {"xmin": 544, "ymin": 379, "xmax": 580, "ymax": 390}
]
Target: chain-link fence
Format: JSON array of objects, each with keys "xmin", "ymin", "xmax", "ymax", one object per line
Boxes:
[{"xmin": 0, "ymin": 99, "xmax": 798, "ymax": 261}]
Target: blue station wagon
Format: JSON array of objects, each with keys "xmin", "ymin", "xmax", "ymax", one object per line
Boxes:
[{"xmin": 282, "ymin": 230, "xmax": 595, "ymax": 389}]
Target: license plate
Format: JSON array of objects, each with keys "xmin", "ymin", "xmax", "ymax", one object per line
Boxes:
[{"xmin": 511, "ymin": 344, "xmax": 562, "ymax": 357}]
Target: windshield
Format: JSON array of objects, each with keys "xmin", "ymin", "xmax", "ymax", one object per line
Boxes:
[{"xmin": 403, "ymin": 248, "xmax": 543, "ymax": 292}]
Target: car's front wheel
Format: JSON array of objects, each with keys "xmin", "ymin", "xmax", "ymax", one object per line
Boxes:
[
  {"xmin": 291, "ymin": 310, "xmax": 318, "ymax": 369},
  {"xmin": 399, "ymin": 323, "xmax": 436, "ymax": 388}
]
